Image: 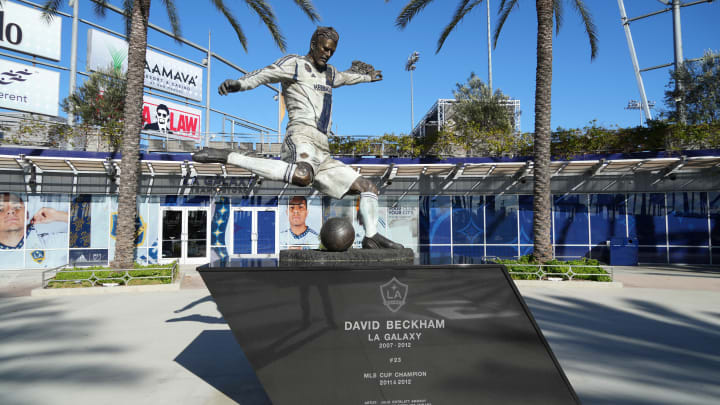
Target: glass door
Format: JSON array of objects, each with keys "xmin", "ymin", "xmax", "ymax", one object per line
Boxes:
[
  {"xmin": 232, "ymin": 207, "xmax": 278, "ymax": 257},
  {"xmin": 161, "ymin": 207, "xmax": 209, "ymax": 264},
  {"xmin": 185, "ymin": 209, "xmax": 208, "ymax": 263},
  {"xmin": 161, "ymin": 209, "xmax": 182, "ymax": 260}
]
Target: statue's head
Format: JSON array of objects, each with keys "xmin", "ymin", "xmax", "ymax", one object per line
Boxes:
[{"xmin": 308, "ymin": 26, "xmax": 339, "ymax": 70}]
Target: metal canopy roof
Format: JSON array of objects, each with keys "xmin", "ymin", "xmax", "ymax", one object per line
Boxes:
[{"xmin": 1, "ymin": 148, "xmax": 718, "ymax": 196}]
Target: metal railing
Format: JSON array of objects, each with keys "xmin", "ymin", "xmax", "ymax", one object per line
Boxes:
[
  {"xmin": 42, "ymin": 262, "xmax": 177, "ymax": 288},
  {"xmin": 501, "ymin": 264, "xmax": 614, "ymax": 281},
  {"xmin": 482, "ymin": 256, "xmax": 614, "ymax": 281}
]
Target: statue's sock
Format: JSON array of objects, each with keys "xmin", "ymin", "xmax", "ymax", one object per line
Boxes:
[
  {"xmin": 227, "ymin": 153, "xmax": 295, "ymax": 182},
  {"xmin": 359, "ymin": 192, "xmax": 378, "ymax": 238}
]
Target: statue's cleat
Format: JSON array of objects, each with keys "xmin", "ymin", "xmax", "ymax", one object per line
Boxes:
[
  {"xmin": 192, "ymin": 148, "xmax": 231, "ymax": 164},
  {"xmin": 362, "ymin": 233, "xmax": 404, "ymax": 249}
]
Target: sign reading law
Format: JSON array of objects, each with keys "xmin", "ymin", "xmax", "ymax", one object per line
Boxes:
[
  {"xmin": 0, "ymin": 1, "xmax": 62, "ymax": 61},
  {"xmin": 142, "ymin": 96, "xmax": 202, "ymax": 142},
  {"xmin": 87, "ymin": 29, "xmax": 203, "ymax": 101},
  {"xmin": 199, "ymin": 264, "xmax": 580, "ymax": 405},
  {"xmin": 0, "ymin": 59, "xmax": 59, "ymax": 116}
]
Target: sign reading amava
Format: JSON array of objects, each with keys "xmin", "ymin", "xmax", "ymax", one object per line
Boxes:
[
  {"xmin": 0, "ymin": 59, "xmax": 59, "ymax": 116},
  {"xmin": 0, "ymin": 1, "xmax": 62, "ymax": 61},
  {"xmin": 87, "ymin": 29, "xmax": 203, "ymax": 101},
  {"xmin": 142, "ymin": 95, "xmax": 202, "ymax": 142}
]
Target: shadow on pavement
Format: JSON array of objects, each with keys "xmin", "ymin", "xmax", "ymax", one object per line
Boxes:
[
  {"xmin": 0, "ymin": 298, "xmax": 146, "ymax": 405},
  {"xmin": 525, "ymin": 295, "xmax": 720, "ymax": 405},
  {"xmin": 174, "ymin": 330, "xmax": 271, "ymax": 405}
]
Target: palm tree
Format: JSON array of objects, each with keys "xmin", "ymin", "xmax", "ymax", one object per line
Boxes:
[
  {"xmin": 391, "ymin": 0, "xmax": 597, "ymax": 263},
  {"xmin": 43, "ymin": 0, "xmax": 320, "ymax": 268}
]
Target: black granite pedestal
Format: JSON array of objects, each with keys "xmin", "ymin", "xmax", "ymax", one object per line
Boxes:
[{"xmin": 197, "ymin": 260, "xmax": 580, "ymax": 405}]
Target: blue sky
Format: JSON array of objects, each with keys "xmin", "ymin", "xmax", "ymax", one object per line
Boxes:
[{"xmin": 8, "ymin": 0, "xmax": 720, "ymax": 137}]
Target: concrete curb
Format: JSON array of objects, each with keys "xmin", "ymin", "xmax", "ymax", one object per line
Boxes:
[
  {"xmin": 30, "ymin": 282, "xmax": 181, "ymax": 297},
  {"xmin": 514, "ymin": 280, "xmax": 624, "ymax": 288}
]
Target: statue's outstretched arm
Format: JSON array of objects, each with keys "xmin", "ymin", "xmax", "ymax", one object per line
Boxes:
[
  {"xmin": 218, "ymin": 55, "xmax": 298, "ymax": 95},
  {"xmin": 334, "ymin": 60, "xmax": 382, "ymax": 88}
]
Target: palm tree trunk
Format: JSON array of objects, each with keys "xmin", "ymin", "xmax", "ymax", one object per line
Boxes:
[
  {"xmin": 112, "ymin": 0, "xmax": 151, "ymax": 268},
  {"xmin": 532, "ymin": 0, "xmax": 554, "ymax": 263}
]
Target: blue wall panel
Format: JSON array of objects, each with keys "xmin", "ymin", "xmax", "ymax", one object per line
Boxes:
[
  {"xmin": 589, "ymin": 194, "xmax": 627, "ymax": 244},
  {"xmin": 629, "ymin": 193, "xmax": 667, "ymax": 245},
  {"xmin": 418, "ymin": 245, "xmax": 452, "ymax": 264},
  {"xmin": 230, "ymin": 196, "xmax": 278, "ymax": 207},
  {"xmin": 638, "ymin": 247, "xmax": 667, "ymax": 264},
  {"xmin": 452, "ymin": 196, "xmax": 484, "ymax": 244},
  {"xmin": 669, "ymin": 247, "xmax": 709, "ymax": 264},
  {"xmin": 518, "ymin": 195, "xmax": 534, "ymax": 245},
  {"xmin": 486, "ymin": 245, "xmax": 518, "ymax": 260},
  {"xmin": 453, "ymin": 245, "xmax": 484, "ymax": 264},
  {"xmin": 555, "ymin": 246, "xmax": 591, "ymax": 260},
  {"xmin": 553, "ymin": 194, "xmax": 589, "ymax": 245},
  {"xmin": 162, "ymin": 196, "xmax": 210, "ymax": 207},
  {"xmin": 485, "ymin": 195, "xmax": 518, "ymax": 244},
  {"xmin": 420, "ymin": 196, "xmax": 452, "ymax": 245},
  {"xmin": 520, "ymin": 245, "xmax": 533, "ymax": 257},
  {"xmin": 667, "ymin": 192, "xmax": 708, "ymax": 246}
]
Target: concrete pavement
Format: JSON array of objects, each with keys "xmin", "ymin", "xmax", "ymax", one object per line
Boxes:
[{"xmin": 1, "ymin": 264, "xmax": 719, "ymax": 405}]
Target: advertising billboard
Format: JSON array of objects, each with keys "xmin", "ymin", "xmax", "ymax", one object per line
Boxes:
[
  {"xmin": 0, "ymin": 59, "xmax": 59, "ymax": 116},
  {"xmin": 143, "ymin": 95, "xmax": 202, "ymax": 142},
  {"xmin": 87, "ymin": 28, "xmax": 203, "ymax": 101},
  {"xmin": 0, "ymin": 1, "xmax": 62, "ymax": 61}
]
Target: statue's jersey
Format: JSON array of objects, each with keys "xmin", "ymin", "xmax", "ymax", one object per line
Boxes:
[{"xmin": 236, "ymin": 55, "xmax": 371, "ymax": 134}]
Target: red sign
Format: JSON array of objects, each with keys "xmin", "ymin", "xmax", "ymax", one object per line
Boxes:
[{"xmin": 142, "ymin": 96, "xmax": 202, "ymax": 141}]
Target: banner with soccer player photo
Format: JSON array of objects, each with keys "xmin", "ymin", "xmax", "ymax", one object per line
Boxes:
[{"xmin": 280, "ymin": 195, "xmax": 322, "ymax": 250}]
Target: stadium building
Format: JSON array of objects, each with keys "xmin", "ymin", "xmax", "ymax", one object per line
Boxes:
[{"xmin": 0, "ymin": 0, "xmax": 718, "ymax": 271}]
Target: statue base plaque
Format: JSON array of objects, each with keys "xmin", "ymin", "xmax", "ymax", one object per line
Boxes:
[{"xmin": 197, "ymin": 262, "xmax": 580, "ymax": 405}]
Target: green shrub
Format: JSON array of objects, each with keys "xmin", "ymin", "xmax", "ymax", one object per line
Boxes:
[
  {"xmin": 49, "ymin": 261, "xmax": 177, "ymax": 287},
  {"xmin": 496, "ymin": 256, "xmax": 612, "ymax": 282}
]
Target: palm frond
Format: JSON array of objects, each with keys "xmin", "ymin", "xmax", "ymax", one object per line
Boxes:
[
  {"xmin": 211, "ymin": 0, "xmax": 248, "ymax": 51},
  {"xmin": 395, "ymin": 0, "xmax": 436, "ymax": 30},
  {"xmin": 553, "ymin": 0, "xmax": 562, "ymax": 35},
  {"xmin": 492, "ymin": 0, "xmax": 518, "ymax": 49},
  {"xmin": 572, "ymin": 0, "xmax": 598, "ymax": 60},
  {"xmin": 161, "ymin": 0, "xmax": 182, "ymax": 39},
  {"xmin": 436, "ymin": 0, "xmax": 483, "ymax": 54},
  {"xmin": 245, "ymin": 0, "xmax": 286, "ymax": 52},
  {"xmin": 41, "ymin": 0, "xmax": 65, "ymax": 23},
  {"xmin": 290, "ymin": 0, "xmax": 320, "ymax": 23},
  {"xmin": 122, "ymin": 0, "xmax": 133, "ymax": 38},
  {"xmin": 92, "ymin": 0, "xmax": 110, "ymax": 17}
]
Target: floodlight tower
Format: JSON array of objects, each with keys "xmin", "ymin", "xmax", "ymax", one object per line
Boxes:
[
  {"xmin": 626, "ymin": 99, "xmax": 655, "ymax": 126},
  {"xmin": 406, "ymin": 51, "xmax": 420, "ymax": 132}
]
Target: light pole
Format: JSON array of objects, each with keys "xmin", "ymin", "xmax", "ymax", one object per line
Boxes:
[
  {"xmin": 405, "ymin": 51, "xmax": 420, "ymax": 132},
  {"xmin": 487, "ymin": 0, "xmax": 492, "ymax": 92},
  {"xmin": 626, "ymin": 99, "xmax": 655, "ymax": 126}
]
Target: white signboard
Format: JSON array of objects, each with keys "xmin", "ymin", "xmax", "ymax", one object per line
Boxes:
[
  {"xmin": 0, "ymin": 59, "xmax": 59, "ymax": 116},
  {"xmin": 0, "ymin": 1, "xmax": 62, "ymax": 61},
  {"xmin": 87, "ymin": 29, "xmax": 203, "ymax": 101},
  {"xmin": 142, "ymin": 96, "xmax": 202, "ymax": 142}
]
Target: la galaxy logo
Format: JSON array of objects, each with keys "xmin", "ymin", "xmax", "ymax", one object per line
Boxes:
[
  {"xmin": 31, "ymin": 250, "xmax": 45, "ymax": 264},
  {"xmin": 380, "ymin": 277, "xmax": 408, "ymax": 313},
  {"xmin": 110, "ymin": 213, "xmax": 147, "ymax": 246}
]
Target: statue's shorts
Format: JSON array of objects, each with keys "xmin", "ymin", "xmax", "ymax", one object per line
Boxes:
[{"xmin": 281, "ymin": 123, "xmax": 360, "ymax": 199}]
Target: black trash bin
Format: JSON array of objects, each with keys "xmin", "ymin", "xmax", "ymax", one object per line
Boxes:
[{"xmin": 609, "ymin": 237, "xmax": 638, "ymax": 266}]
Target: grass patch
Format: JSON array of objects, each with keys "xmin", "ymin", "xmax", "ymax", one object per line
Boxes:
[
  {"xmin": 47, "ymin": 262, "xmax": 177, "ymax": 288},
  {"xmin": 495, "ymin": 256, "xmax": 612, "ymax": 282}
]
